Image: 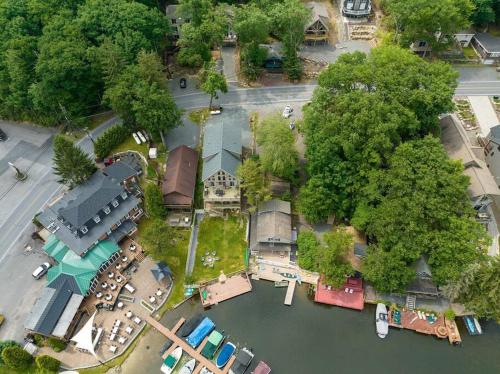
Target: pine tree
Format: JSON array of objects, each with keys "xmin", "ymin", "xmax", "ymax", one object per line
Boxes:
[{"xmin": 52, "ymin": 135, "xmax": 96, "ymax": 188}]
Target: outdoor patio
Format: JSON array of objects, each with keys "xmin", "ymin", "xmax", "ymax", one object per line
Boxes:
[
  {"xmin": 38, "ymin": 242, "xmax": 173, "ymax": 369},
  {"xmin": 199, "ymin": 271, "xmax": 253, "ymax": 307}
]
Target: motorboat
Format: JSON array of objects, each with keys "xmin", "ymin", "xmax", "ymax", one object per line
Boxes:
[
  {"xmin": 160, "ymin": 346, "xmax": 182, "ymax": 374},
  {"xmin": 376, "ymin": 303, "xmax": 389, "ymax": 338},
  {"xmin": 216, "ymin": 342, "xmax": 236, "ymax": 368},
  {"xmin": 179, "ymin": 358, "xmax": 196, "ymax": 374},
  {"xmin": 200, "ymin": 367, "xmax": 214, "ymax": 374},
  {"xmin": 180, "ymin": 314, "xmax": 204, "ymax": 337},
  {"xmin": 252, "ymin": 361, "xmax": 271, "ymax": 374},
  {"xmin": 229, "ymin": 347, "xmax": 254, "ymax": 374}
]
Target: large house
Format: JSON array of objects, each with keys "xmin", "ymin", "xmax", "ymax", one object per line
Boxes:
[
  {"xmin": 166, "ymin": 4, "xmax": 185, "ymax": 41},
  {"xmin": 202, "ymin": 120, "xmax": 242, "ymax": 212},
  {"xmin": 342, "ymin": 0, "xmax": 371, "ymax": 18},
  {"xmin": 26, "ymin": 164, "xmax": 143, "ymax": 338},
  {"xmin": 441, "ymin": 114, "xmax": 500, "ymax": 257},
  {"xmin": 250, "ymin": 199, "xmax": 293, "ymax": 255},
  {"xmin": 162, "ymin": 145, "xmax": 199, "ymax": 210},
  {"xmin": 304, "ymin": 2, "xmax": 330, "ymax": 45}
]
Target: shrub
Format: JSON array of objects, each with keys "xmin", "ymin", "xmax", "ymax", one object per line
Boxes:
[
  {"xmin": 444, "ymin": 309, "xmax": 456, "ymax": 321},
  {"xmin": 93, "ymin": 125, "xmax": 130, "ymax": 159},
  {"xmin": 1, "ymin": 346, "xmax": 33, "ymax": 369},
  {"xmin": 47, "ymin": 338, "xmax": 66, "ymax": 353},
  {"xmin": 36, "ymin": 355, "xmax": 60, "ymax": 373},
  {"xmin": 144, "ymin": 183, "xmax": 167, "ymax": 219},
  {"xmin": 0, "ymin": 341, "xmax": 19, "ymax": 365},
  {"xmin": 33, "ymin": 334, "xmax": 45, "ymax": 347}
]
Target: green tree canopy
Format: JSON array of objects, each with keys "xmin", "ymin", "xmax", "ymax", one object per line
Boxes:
[
  {"xmin": 319, "ymin": 229, "xmax": 354, "ymax": 287},
  {"xmin": 296, "ymin": 230, "xmax": 320, "ymax": 271},
  {"xmin": 386, "ymin": 0, "xmax": 473, "ymax": 51},
  {"xmin": 1, "ymin": 345, "xmax": 33, "ymax": 369},
  {"xmin": 237, "ymin": 158, "xmax": 270, "ymax": 210},
  {"xmin": 35, "ymin": 354, "xmax": 61, "ymax": 373},
  {"xmin": 200, "ymin": 61, "xmax": 228, "ymax": 108},
  {"xmin": 0, "ymin": 341, "xmax": 19, "ymax": 366},
  {"xmin": 140, "ymin": 219, "xmax": 172, "ymax": 259},
  {"xmin": 471, "ymin": 0, "xmax": 496, "ymax": 26},
  {"xmin": 355, "ymin": 137, "xmax": 489, "ymax": 291},
  {"xmin": 442, "ymin": 257, "xmax": 500, "ymax": 321},
  {"xmin": 52, "ymin": 135, "xmax": 96, "ymax": 188},
  {"xmin": 257, "ymin": 114, "xmax": 299, "ymax": 181}
]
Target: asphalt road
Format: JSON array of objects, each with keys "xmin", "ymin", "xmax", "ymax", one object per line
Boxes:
[
  {"xmin": 0, "ymin": 117, "xmax": 119, "ymax": 341},
  {"xmin": 1, "ymin": 67, "xmax": 500, "ymax": 342}
]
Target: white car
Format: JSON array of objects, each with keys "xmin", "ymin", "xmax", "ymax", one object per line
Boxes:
[
  {"xmin": 282, "ymin": 105, "xmax": 293, "ymax": 118},
  {"xmin": 32, "ymin": 262, "xmax": 51, "ymax": 280}
]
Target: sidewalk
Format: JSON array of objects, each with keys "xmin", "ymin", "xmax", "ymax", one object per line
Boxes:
[{"xmin": 468, "ymin": 96, "xmax": 499, "ymax": 137}]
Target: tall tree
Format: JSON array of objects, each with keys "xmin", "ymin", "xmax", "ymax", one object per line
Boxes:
[
  {"xmin": 237, "ymin": 158, "xmax": 270, "ymax": 210},
  {"xmin": 471, "ymin": 0, "xmax": 496, "ymax": 26},
  {"xmin": 52, "ymin": 135, "xmax": 96, "ymax": 188},
  {"xmin": 296, "ymin": 230, "xmax": 320, "ymax": 271},
  {"xmin": 386, "ymin": 0, "xmax": 473, "ymax": 51},
  {"xmin": 234, "ymin": 4, "xmax": 270, "ymax": 80},
  {"xmin": 144, "ymin": 183, "xmax": 167, "ymax": 219},
  {"xmin": 200, "ymin": 61, "xmax": 227, "ymax": 108},
  {"xmin": 270, "ymin": 0, "xmax": 310, "ymax": 79},
  {"xmin": 319, "ymin": 229, "xmax": 354, "ymax": 287},
  {"xmin": 257, "ymin": 114, "xmax": 299, "ymax": 181},
  {"xmin": 442, "ymin": 257, "xmax": 500, "ymax": 321}
]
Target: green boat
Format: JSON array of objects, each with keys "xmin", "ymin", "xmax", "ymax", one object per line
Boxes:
[{"xmin": 201, "ymin": 330, "xmax": 225, "ymax": 359}]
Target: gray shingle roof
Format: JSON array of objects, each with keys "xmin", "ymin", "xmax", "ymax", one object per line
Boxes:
[
  {"xmin": 103, "ymin": 156, "xmax": 142, "ymax": 182},
  {"xmin": 256, "ymin": 199, "xmax": 292, "ymax": 244},
  {"xmin": 25, "ymin": 274, "xmax": 84, "ymax": 337},
  {"xmin": 202, "ymin": 120, "xmax": 242, "ymax": 181},
  {"xmin": 474, "ymin": 33, "xmax": 500, "ymax": 53},
  {"xmin": 58, "ymin": 173, "xmax": 124, "ymax": 229}
]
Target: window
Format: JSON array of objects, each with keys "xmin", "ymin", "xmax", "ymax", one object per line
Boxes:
[
  {"xmin": 171, "ymin": 18, "xmax": 176, "ymax": 24},
  {"xmin": 121, "ymin": 191, "xmax": 128, "ymax": 200},
  {"xmin": 81, "ymin": 226, "xmax": 88, "ymax": 234},
  {"xmin": 104, "ymin": 206, "xmax": 111, "ymax": 215},
  {"xmin": 93, "ymin": 215, "xmax": 101, "ymax": 224},
  {"xmin": 112, "ymin": 199, "xmax": 119, "ymax": 208},
  {"xmin": 116, "ymin": 220, "xmax": 122, "ymax": 227},
  {"xmin": 418, "ymin": 41, "xmax": 427, "ymax": 47}
]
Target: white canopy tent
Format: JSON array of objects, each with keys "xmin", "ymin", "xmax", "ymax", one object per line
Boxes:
[{"xmin": 70, "ymin": 311, "xmax": 98, "ymax": 357}]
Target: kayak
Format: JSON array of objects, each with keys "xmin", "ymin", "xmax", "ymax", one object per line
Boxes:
[
  {"xmin": 179, "ymin": 358, "xmax": 196, "ymax": 374},
  {"xmin": 160, "ymin": 347, "xmax": 182, "ymax": 374},
  {"xmin": 216, "ymin": 342, "xmax": 236, "ymax": 368}
]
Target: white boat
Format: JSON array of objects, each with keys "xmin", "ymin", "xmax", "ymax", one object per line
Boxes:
[
  {"xmin": 160, "ymin": 347, "xmax": 182, "ymax": 374},
  {"xmin": 179, "ymin": 358, "xmax": 196, "ymax": 374},
  {"xmin": 375, "ymin": 303, "xmax": 389, "ymax": 339},
  {"xmin": 200, "ymin": 367, "xmax": 214, "ymax": 374}
]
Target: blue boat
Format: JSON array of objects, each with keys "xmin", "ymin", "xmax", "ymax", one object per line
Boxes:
[
  {"xmin": 463, "ymin": 316, "xmax": 482, "ymax": 335},
  {"xmin": 186, "ymin": 317, "xmax": 215, "ymax": 348},
  {"xmin": 216, "ymin": 342, "xmax": 236, "ymax": 368}
]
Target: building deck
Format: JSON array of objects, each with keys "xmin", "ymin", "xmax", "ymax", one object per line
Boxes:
[
  {"xmin": 388, "ymin": 308, "xmax": 462, "ymax": 345},
  {"xmin": 199, "ymin": 272, "xmax": 252, "ymax": 307},
  {"xmin": 284, "ymin": 280, "xmax": 296, "ymax": 305},
  {"xmin": 147, "ymin": 316, "xmax": 236, "ymax": 374},
  {"xmin": 314, "ymin": 278, "xmax": 364, "ymax": 311}
]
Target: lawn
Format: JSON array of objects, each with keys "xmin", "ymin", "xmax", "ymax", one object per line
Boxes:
[
  {"xmin": 462, "ymin": 46, "xmax": 478, "ymax": 59},
  {"xmin": 191, "ymin": 216, "xmax": 247, "ymax": 282}
]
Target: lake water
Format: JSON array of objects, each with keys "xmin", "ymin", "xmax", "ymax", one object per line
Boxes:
[{"xmin": 152, "ymin": 281, "xmax": 500, "ymax": 374}]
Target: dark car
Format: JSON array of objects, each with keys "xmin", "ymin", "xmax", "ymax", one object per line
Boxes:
[
  {"xmin": 179, "ymin": 78, "xmax": 187, "ymax": 88},
  {"xmin": 0, "ymin": 128, "xmax": 7, "ymax": 141}
]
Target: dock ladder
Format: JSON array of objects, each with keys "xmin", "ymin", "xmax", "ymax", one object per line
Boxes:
[{"xmin": 406, "ymin": 295, "xmax": 416, "ymax": 310}]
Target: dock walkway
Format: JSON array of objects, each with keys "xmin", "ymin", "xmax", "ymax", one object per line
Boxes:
[
  {"xmin": 146, "ymin": 316, "xmax": 235, "ymax": 374},
  {"xmin": 284, "ymin": 280, "xmax": 296, "ymax": 305}
]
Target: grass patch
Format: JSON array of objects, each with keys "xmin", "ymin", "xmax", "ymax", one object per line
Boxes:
[
  {"xmin": 188, "ymin": 108, "xmax": 210, "ymax": 125},
  {"xmin": 462, "ymin": 47, "xmax": 477, "ymax": 59},
  {"xmin": 191, "ymin": 216, "xmax": 247, "ymax": 282},
  {"xmin": 0, "ymin": 364, "xmax": 37, "ymax": 374},
  {"xmin": 111, "ymin": 135, "xmax": 149, "ymax": 156}
]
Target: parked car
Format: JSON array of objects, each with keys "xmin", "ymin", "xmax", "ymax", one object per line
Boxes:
[
  {"xmin": 180, "ymin": 78, "xmax": 187, "ymax": 88},
  {"xmin": 0, "ymin": 128, "xmax": 7, "ymax": 141},
  {"xmin": 32, "ymin": 262, "xmax": 51, "ymax": 280},
  {"xmin": 282, "ymin": 105, "xmax": 293, "ymax": 118}
]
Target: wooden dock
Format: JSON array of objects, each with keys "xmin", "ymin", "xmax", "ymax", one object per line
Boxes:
[
  {"xmin": 284, "ymin": 280, "xmax": 296, "ymax": 305},
  {"xmin": 147, "ymin": 316, "xmax": 235, "ymax": 374}
]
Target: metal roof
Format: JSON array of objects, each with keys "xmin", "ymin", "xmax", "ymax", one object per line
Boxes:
[
  {"xmin": 202, "ymin": 119, "xmax": 242, "ymax": 180},
  {"xmin": 256, "ymin": 199, "xmax": 292, "ymax": 244},
  {"xmin": 474, "ymin": 33, "xmax": 500, "ymax": 52}
]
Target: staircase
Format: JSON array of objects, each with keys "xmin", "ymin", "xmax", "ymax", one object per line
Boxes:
[{"xmin": 406, "ymin": 294, "xmax": 416, "ymax": 310}]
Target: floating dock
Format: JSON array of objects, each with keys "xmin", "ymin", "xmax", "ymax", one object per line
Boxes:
[
  {"xmin": 199, "ymin": 271, "xmax": 253, "ymax": 307},
  {"xmin": 284, "ymin": 280, "xmax": 296, "ymax": 305},
  {"xmin": 146, "ymin": 316, "xmax": 236, "ymax": 374},
  {"xmin": 388, "ymin": 308, "xmax": 461, "ymax": 345}
]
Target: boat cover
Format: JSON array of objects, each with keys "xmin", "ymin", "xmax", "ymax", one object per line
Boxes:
[
  {"xmin": 186, "ymin": 317, "xmax": 215, "ymax": 348},
  {"xmin": 201, "ymin": 330, "xmax": 224, "ymax": 358},
  {"xmin": 253, "ymin": 361, "xmax": 271, "ymax": 374},
  {"xmin": 230, "ymin": 349, "xmax": 253, "ymax": 374}
]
